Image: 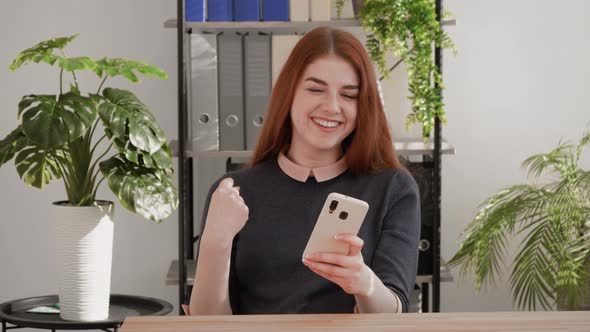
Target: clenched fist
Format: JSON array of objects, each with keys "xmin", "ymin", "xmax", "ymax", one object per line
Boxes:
[{"xmin": 201, "ymin": 177, "xmax": 249, "ymax": 249}]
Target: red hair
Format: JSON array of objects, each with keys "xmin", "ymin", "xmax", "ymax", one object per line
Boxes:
[{"xmin": 250, "ymin": 27, "xmax": 403, "ymax": 174}]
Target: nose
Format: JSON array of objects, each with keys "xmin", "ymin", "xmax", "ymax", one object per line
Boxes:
[{"xmin": 322, "ymin": 92, "xmax": 340, "ymax": 114}]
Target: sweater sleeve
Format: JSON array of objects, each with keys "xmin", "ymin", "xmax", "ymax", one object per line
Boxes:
[{"xmin": 370, "ymin": 170, "xmax": 421, "ymax": 312}]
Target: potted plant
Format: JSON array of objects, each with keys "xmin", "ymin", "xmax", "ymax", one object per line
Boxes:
[
  {"xmin": 0, "ymin": 35, "xmax": 178, "ymax": 321},
  {"xmin": 336, "ymin": 0, "xmax": 456, "ymax": 138},
  {"xmin": 447, "ymin": 129, "xmax": 590, "ymax": 310}
]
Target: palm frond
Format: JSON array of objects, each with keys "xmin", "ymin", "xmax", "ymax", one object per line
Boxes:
[
  {"xmin": 522, "ymin": 142, "xmax": 575, "ymax": 180},
  {"xmin": 509, "ymin": 171, "xmax": 590, "ymax": 310},
  {"xmin": 450, "ymin": 127, "xmax": 590, "ymax": 310},
  {"xmin": 575, "ymin": 127, "xmax": 590, "ymax": 164},
  {"xmin": 510, "ymin": 215, "xmax": 557, "ymax": 310},
  {"xmin": 447, "ymin": 185, "xmax": 549, "ymax": 290}
]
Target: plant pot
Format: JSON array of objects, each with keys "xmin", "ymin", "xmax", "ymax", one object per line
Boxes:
[
  {"xmin": 352, "ymin": 0, "xmax": 364, "ymax": 16},
  {"xmin": 556, "ymin": 285, "xmax": 590, "ymax": 311},
  {"xmin": 556, "ymin": 263, "xmax": 590, "ymax": 311},
  {"xmin": 53, "ymin": 200, "xmax": 114, "ymax": 321}
]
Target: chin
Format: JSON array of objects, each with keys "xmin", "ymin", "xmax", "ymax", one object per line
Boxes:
[{"xmin": 312, "ymin": 142, "xmax": 341, "ymax": 152}]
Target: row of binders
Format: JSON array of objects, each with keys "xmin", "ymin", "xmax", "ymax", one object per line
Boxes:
[
  {"xmin": 186, "ymin": 0, "xmax": 332, "ymax": 22},
  {"xmin": 190, "ymin": 33, "xmax": 302, "ymax": 151}
]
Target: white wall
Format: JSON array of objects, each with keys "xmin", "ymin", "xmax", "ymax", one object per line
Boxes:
[
  {"xmin": 0, "ymin": 0, "xmax": 180, "ymax": 322},
  {"xmin": 1, "ymin": 0, "xmax": 589, "ymax": 319},
  {"xmin": 438, "ymin": 0, "xmax": 590, "ymax": 311}
]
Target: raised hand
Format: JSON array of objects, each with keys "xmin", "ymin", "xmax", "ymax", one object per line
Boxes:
[{"xmin": 202, "ymin": 177, "xmax": 249, "ymax": 249}]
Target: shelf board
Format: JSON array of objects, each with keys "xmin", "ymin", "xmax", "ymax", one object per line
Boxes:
[
  {"xmin": 164, "ymin": 18, "xmax": 456, "ymax": 34},
  {"xmin": 169, "ymin": 137, "xmax": 455, "ymax": 159},
  {"xmin": 166, "ymin": 259, "xmax": 452, "ymax": 286},
  {"xmin": 164, "ymin": 19, "xmax": 362, "ymax": 34}
]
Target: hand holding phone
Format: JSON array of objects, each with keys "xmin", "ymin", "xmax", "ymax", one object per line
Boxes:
[{"xmin": 303, "ymin": 193, "xmax": 369, "ymax": 257}]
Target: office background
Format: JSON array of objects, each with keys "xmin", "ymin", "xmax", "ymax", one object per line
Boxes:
[{"xmin": 0, "ymin": 0, "xmax": 588, "ymax": 319}]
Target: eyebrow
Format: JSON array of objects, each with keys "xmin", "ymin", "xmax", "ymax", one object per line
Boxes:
[{"xmin": 304, "ymin": 77, "xmax": 359, "ymax": 90}]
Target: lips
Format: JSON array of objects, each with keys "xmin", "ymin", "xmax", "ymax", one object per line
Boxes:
[{"xmin": 312, "ymin": 117, "xmax": 341, "ymax": 127}]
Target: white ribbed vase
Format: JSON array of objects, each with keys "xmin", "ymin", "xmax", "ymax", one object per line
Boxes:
[{"xmin": 53, "ymin": 200, "xmax": 114, "ymax": 321}]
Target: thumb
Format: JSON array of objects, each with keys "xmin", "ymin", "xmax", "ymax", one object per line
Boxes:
[{"xmin": 219, "ymin": 177, "xmax": 234, "ymax": 189}]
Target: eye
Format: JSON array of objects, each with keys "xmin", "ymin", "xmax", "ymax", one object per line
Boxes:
[
  {"xmin": 341, "ymin": 94, "xmax": 358, "ymax": 100},
  {"xmin": 307, "ymin": 88, "xmax": 324, "ymax": 93}
]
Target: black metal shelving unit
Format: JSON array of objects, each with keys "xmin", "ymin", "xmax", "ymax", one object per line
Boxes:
[{"xmin": 172, "ymin": 0, "xmax": 449, "ymax": 314}]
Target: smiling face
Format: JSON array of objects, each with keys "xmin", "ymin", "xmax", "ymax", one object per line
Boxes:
[{"xmin": 289, "ymin": 54, "xmax": 359, "ymax": 159}]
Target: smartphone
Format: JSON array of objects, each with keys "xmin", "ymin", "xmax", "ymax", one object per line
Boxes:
[{"xmin": 303, "ymin": 193, "xmax": 369, "ymax": 257}]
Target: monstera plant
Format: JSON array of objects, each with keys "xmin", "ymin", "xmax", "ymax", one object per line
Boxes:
[{"xmin": 0, "ymin": 35, "xmax": 178, "ymax": 222}]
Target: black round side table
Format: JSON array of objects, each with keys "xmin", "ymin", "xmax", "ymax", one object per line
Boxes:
[{"xmin": 0, "ymin": 294, "xmax": 173, "ymax": 332}]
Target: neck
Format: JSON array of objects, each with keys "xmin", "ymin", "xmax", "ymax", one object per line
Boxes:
[{"xmin": 287, "ymin": 141, "xmax": 342, "ymax": 168}]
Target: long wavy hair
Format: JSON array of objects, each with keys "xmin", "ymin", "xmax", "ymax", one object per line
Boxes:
[{"xmin": 250, "ymin": 27, "xmax": 403, "ymax": 174}]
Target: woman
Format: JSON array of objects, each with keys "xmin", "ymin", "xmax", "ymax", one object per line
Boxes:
[{"xmin": 187, "ymin": 27, "xmax": 420, "ymax": 315}]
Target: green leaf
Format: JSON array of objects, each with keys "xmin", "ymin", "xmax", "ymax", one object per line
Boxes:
[
  {"xmin": 449, "ymin": 129, "xmax": 590, "ymax": 310},
  {"xmin": 18, "ymin": 92, "xmax": 97, "ymax": 148},
  {"xmin": 57, "ymin": 56, "xmax": 97, "ymax": 72},
  {"xmin": 149, "ymin": 143, "xmax": 173, "ymax": 170},
  {"xmin": 334, "ymin": 0, "xmax": 345, "ymax": 18},
  {"xmin": 359, "ymin": 0, "xmax": 455, "ymax": 138},
  {"xmin": 100, "ymin": 155, "xmax": 178, "ymax": 222},
  {"xmin": 0, "ymin": 126, "xmax": 28, "ymax": 167},
  {"xmin": 98, "ymin": 88, "xmax": 166, "ymax": 154},
  {"xmin": 9, "ymin": 35, "xmax": 78, "ymax": 71},
  {"xmin": 14, "ymin": 145, "xmax": 62, "ymax": 188},
  {"xmin": 93, "ymin": 58, "xmax": 167, "ymax": 81}
]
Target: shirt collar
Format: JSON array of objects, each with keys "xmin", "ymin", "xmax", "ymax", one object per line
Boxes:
[{"xmin": 277, "ymin": 152, "xmax": 348, "ymax": 183}]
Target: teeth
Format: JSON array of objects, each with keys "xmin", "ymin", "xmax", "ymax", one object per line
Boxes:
[{"xmin": 313, "ymin": 118, "xmax": 339, "ymax": 128}]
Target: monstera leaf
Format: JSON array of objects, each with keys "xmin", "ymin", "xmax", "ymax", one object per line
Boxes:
[
  {"xmin": 94, "ymin": 58, "xmax": 167, "ymax": 82},
  {"xmin": 9, "ymin": 34, "xmax": 97, "ymax": 74},
  {"xmin": 17, "ymin": 91, "xmax": 96, "ymax": 148},
  {"xmin": 14, "ymin": 145, "xmax": 63, "ymax": 188},
  {"xmin": 0, "ymin": 126, "xmax": 28, "ymax": 167},
  {"xmin": 98, "ymin": 88, "xmax": 166, "ymax": 154},
  {"xmin": 99, "ymin": 155, "xmax": 178, "ymax": 222},
  {"xmin": 8, "ymin": 35, "xmax": 78, "ymax": 71},
  {"xmin": 2, "ymin": 34, "xmax": 177, "ymax": 219},
  {"xmin": 106, "ymin": 128, "xmax": 173, "ymax": 170},
  {"xmin": 56, "ymin": 56, "xmax": 97, "ymax": 72}
]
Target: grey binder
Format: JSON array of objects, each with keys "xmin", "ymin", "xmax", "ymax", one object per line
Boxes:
[
  {"xmin": 217, "ymin": 33, "xmax": 245, "ymax": 150},
  {"xmin": 244, "ymin": 34, "xmax": 271, "ymax": 150},
  {"xmin": 189, "ymin": 33, "xmax": 219, "ymax": 151}
]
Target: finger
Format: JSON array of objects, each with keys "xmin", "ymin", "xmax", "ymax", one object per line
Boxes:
[
  {"xmin": 306, "ymin": 252, "xmax": 359, "ymax": 268},
  {"xmin": 219, "ymin": 177, "xmax": 234, "ymax": 189},
  {"xmin": 181, "ymin": 304, "xmax": 190, "ymax": 316},
  {"xmin": 236, "ymin": 195, "xmax": 245, "ymax": 204},
  {"xmin": 335, "ymin": 234, "xmax": 364, "ymax": 256},
  {"xmin": 303, "ymin": 258, "xmax": 351, "ymax": 278},
  {"xmin": 308, "ymin": 265, "xmax": 345, "ymax": 284}
]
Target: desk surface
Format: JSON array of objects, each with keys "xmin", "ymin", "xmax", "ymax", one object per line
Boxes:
[{"xmin": 120, "ymin": 311, "xmax": 589, "ymax": 332}]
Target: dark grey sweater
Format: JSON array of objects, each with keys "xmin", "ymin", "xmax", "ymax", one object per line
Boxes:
[{"xmin": 198, "ymin": 158, "xmax": 420, "ymax": 314}]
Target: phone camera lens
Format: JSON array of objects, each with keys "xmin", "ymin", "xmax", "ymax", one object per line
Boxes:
[
  {"xmin": 329, "ymin": 200, "xmax": 338, "ymax": 214},
  {"xmin": 339, "ymin": 211, "xmax": 348, "ymax": 220}
]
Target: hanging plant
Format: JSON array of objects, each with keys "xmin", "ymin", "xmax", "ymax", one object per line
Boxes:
[{"xmin": 337, "ymin": 0, "xmax": 456, "ymax": 138}]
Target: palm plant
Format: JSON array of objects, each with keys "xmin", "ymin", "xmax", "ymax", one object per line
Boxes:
[
  {"xmin": 0, "ymin": 35, "xmax": 178, "ymax": 222},
  {"xmin": 447, "ymin": 129, "xmax": 590, "ymax": 310}
]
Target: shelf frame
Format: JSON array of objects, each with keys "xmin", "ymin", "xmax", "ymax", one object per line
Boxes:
[{"xmin": 171, "ymin": 0, "xmax": 452, "ymax": 314}]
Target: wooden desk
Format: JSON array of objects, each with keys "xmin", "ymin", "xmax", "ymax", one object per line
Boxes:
[{"xmin": 120, "ymin": 311, "xmax": 589, "ymax": 332}]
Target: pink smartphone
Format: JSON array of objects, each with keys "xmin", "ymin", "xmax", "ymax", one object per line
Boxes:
[{"xmin": 303, "ymin": 193, "xmax": 369, "ymax": 257}]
